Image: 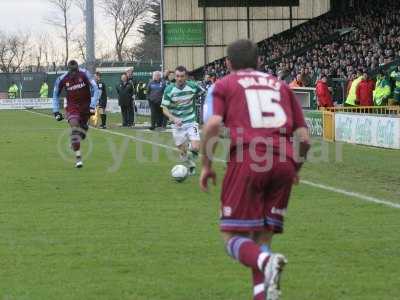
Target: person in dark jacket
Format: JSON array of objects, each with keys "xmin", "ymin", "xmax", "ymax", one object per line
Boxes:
[
  {"xmin": 116, "ymin": 74, "xmax": 135, "ymax": 127},
  {"xmin": 147, "ymin": 71, "xmax": 166, "ymax": 130},
  {"xmin": 95, "ymin": 72, "xmax": 108, "ymax": 129},
  {"xmin": 126, "ymin": 68, "xmax": 137, "ymax": 116}
]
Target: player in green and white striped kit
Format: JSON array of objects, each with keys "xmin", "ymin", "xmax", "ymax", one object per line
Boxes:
[{"xmin": 161, "ymin": 66, "xmax": 204, "ymax": 175}]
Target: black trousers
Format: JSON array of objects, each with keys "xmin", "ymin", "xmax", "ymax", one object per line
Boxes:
[
  {"xmin": 121, "ymin": 104, "xmax": 134, "ymax": 126},
  {"xmin": 149, "ymin": 101, "xmax": 163, "ymax": 128}
]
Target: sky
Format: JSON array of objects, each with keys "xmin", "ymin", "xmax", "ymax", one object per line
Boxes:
[
  {"xmin": 0, "ymin": 0, "xmax": 145, "ymax": 61},
  {"xmin": 0, "ymin": 0, "xmax": 73, "ymax": 33}
]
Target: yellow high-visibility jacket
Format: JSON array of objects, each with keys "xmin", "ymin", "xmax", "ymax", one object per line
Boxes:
[{"xmin": 345, "ymin": 76, "xmax": 363, "ymax": 106}]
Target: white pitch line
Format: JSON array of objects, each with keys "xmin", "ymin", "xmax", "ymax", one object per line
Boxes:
[
  {"xmin": 25, "ymin": 110, "xmax": 400, "ymax": 210},
  {"xmin": 300, "ymin": 180, "xmax": 400, "ymax": 209}
]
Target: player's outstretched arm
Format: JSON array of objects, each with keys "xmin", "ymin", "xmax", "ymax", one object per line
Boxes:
[
  {"xmin": 161, "ymin": 106, "xmax": 182, "ymax": 127},
  {"xmin": 89, "ymin": 79, "xmax": 100, "ymax": 110},
  {"xmin": 82, "ymin": 69, "xmax": 100, "ymax": 110},
  {"xmin": 199, "ymin": 115, "xmax": 222, "ymax": 192},
  {"xmin": 52, "ymin": 76, "xmax": 64, "ymax": 121},
  {"xmin": 293, "ymin": 127, "xmax": 311, "ymax": 184}
]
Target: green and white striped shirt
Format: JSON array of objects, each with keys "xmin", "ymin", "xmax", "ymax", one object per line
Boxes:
[{"xmin": 161, "ymin": 81, "xmax": 203, "ymax": 124}]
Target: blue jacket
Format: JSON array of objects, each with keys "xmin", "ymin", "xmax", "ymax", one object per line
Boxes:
[{"xmin": 147, "ymin": 80, "xmax": 166, "ymax": 103}]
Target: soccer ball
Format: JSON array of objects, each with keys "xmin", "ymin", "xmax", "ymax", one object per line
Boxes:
[{"xmin": 171, "ymin": 165, "xmax": 189, "ymax": 182}]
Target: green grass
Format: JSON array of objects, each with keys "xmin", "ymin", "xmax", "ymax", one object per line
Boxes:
[{"xmin": 0, "ymin": 110, "xmax": 399, "ymax": 300}]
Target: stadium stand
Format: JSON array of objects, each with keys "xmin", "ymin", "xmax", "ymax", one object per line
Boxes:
[{"xmin": 199, "ymin": 0, "xmax": 400, "ymax": 105}]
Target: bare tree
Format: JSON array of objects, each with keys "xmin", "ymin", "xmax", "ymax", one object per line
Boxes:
[
  {"xmin": 0, "ymin": 31, "xmax": 30, "ymax": 73},
  {"xmin": 73, "ymin": 35, "xmax": 87, "ymax": 61},
  {"xmin": 31, "ymin": 34, "xmax": 51, "ymax": 71},
  {"xmin": 73, "ymin": 0, "xmax": 87, "ymax": 62},
  {"xmin": 48, "ymin": 43, "xmax": 65, "ymax": 70},
  {"xmin": 74, "ymin": 0, "xmax": 85, "ymax": 12},
  {"xmin": 101, "ymin": 0, "xmax": 153, "ymax": 61},
  {"xmin": 46, "ymin": 0, "xmax": 73, "ymax": 67},
  {"xmin": 36, "ymin": 44, "xmax": 43, "ymax": 71},
  {"xmin": 123, "ymin": 45, "xmax": 140, "ymax": 62}
]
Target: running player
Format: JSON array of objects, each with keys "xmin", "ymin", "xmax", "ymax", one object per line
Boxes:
[
  {"xmin": 199, "ymin": 40, "xmax": 310, "ymax": 300},
  {"xmin": 161, "ymin": 66, "xmax": 204, "ymax": 175},
  {"xmin": 52, "ymin": 60, "xmax": 100, "ymax": 168}
]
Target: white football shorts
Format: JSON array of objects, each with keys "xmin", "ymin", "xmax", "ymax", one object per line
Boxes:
[{"xmin": 172, "ymin": 122, "xmax": 200, "ymax": 146}]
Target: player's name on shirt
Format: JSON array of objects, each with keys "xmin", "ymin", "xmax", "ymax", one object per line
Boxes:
[
  {"xmin": 66, "ymin": 82, "xmax": 87, "ymax": 91},
  {"xmin": 237, "ymin": 75, "xmax": 282, "ymax": 90}
]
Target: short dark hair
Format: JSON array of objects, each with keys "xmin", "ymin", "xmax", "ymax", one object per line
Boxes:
[
  {"xmin": 227, "ymin": 39, "xmax": 258, "ymax": 70},
  {"xmin": 175, "ymin": 66, "xmax": 187, "ymax": 73},
  {"xmin": 95, "ymin": 72, "xmax": 101, "ymax": 76},
  {"xmin": 67, "ymin": 60, "xmax": 79, "ymax": 73}
]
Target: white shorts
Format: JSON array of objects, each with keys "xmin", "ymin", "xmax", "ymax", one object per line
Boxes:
[{"xmin": 172, "ymin": 122, "xmax": 200, "ymax": 146}]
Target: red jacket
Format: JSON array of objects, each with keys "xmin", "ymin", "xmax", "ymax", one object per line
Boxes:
[
  {"xmin": 316, "ymin": 80, "xmax": 333, "ymax": 107},
  {"xmin": 356, "ymin": 79, "xmax": 375, "ymax": 106}
]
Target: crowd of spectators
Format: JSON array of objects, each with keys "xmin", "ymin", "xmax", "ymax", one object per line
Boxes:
[
  {"xmin": 264, "ymin": 2, "xmax": 400, "ymax": 85},
  {"xmin": 201, "ymin": 0, "xmax": 400, "ymax": 106},
  {"xmin": 258, "ymin": 13, "xmax": 353, "ymax": 64}
]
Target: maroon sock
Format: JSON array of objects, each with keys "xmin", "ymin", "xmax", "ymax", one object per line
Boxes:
[
  {"xmin": 226, "ymin": 237, "xmax": 270, "ymax": 271},
  {"xmin": 71, "ymin": 130, "xmax": 81, "ymax": 151},
  {"xmin": 252, "ymin": 269, "xmax": 265, "ymax": 300}
]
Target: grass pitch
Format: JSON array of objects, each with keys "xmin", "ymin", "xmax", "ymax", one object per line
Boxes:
[{"xmin": 0, "ymin": 110, "xmax": 399, "ymax": 300}]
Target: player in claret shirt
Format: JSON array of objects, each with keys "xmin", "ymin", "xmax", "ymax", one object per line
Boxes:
[
  {"xmin": 52, "ymin": 60, "xmax": 100, "ymax": 168},
  {"xmin": 200, "ymin": 40, "xmax": 310, "ymax": 300}
]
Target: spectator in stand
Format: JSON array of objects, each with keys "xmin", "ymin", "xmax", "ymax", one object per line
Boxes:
[
  {"xmin": 147, "ymin": 71, "xmax": 166, "ymax": 130},
  {"xmin": 289, "ymin": 74, "xmax": 304, "ymax": 88},
  {"xmin": 373, "ymin": 70, "xmax": 391, "ymax": 106},
  {"xmin": 302, "ymin": 68, "xmax": 312, "ymax": 87},
  {"xmin": 345, "ymin": 70, "xmax": 363, "ymax": 106},
  {"xmin": 356, "ymin": 71, "xmax": 375, "ymax": 106},
  {"xmin": 277, "ymin": 70, "xmax": 286, "ymax": 81},
  {"xmin": 390, "ymin": 65, "xmax": 400, "ymax": 104},
  {"xmin": 316, "ymin": 74, "xmax": 333, "ymax": 108},
  {"xmin": 202, "ymin": 72, "xmax": 216, "ymax": 90},
  {"xmin": 203, "ymin": 74, "xmax": 210, "ymax": 86},
  {"xmin": 346, "ymin": 72, "xmax": 356, "ymax": 99}
]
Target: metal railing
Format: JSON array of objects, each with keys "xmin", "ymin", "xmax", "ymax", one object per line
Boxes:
[{"xmin": 322, "ymin": 106, "xmax": 400, "ymax": 115}]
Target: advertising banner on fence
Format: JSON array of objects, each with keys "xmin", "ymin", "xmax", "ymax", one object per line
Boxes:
[
  {"xmin": 304, "ymin": 110, "xmax": 323, "ymax": 137},
  {"xmin": 0, "ymin": 98, "xmax": 151, "ymax": 116},
  {"xmin": 335, "ymin": 113, "xmax": 400, "ymax": 149},
  {"xmin": 0, "ymin": 98, "xmax": 53, "ymax": 110},
  {"xmin": 106, "ymin": 99, "xmax": 150, "ymax": 116}
]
